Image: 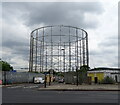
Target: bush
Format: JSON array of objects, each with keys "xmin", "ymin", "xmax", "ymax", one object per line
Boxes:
[{"xmin": 101, "ymin": 76, "xmax": 115, "ymax": 84}]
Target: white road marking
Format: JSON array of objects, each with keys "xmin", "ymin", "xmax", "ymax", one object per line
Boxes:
[
  {"xmin": 8, "ymin": 86, "xmax": 23, "ymax": 88},
  {"xmin": 7, "ymin": 85, "xmax": 39, "ymax": 89},
  {"xmin": 23, "ymin": 86, "xmax": 38, "ymax": 88}
]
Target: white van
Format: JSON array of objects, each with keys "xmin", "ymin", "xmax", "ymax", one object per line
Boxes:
[{"xmin": 34, "ymin": 77, "xmax": 45, "ymax": 84}]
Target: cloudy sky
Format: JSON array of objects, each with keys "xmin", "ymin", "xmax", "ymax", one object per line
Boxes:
[{"xmin": 1, "ymin": 0, "xmax": 118, "ymax": 70}]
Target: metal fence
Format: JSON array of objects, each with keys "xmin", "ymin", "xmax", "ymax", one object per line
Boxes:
[
  {"xmin": 0, "ymin": 71, "xmax": 2, "ymax": 80},
  {"xmin": 2, "ymin": 71, "xmax": 44, "ymax": 84}
]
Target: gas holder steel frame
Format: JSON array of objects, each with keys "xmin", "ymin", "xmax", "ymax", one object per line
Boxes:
[{"xmin": 29, "ymin": 25, "xmax": 89, "ymax": 73}]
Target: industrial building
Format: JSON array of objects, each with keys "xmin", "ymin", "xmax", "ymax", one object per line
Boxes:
[{"xmin": 87, "ymin": 68, "xmax": 120, "ymax": 83}]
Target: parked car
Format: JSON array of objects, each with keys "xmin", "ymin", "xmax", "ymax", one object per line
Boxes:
[
  {"xmin": 0, "ymin": 80, "xmax": 2, "ymax": 85},
  {"xmin": 33, "ymin": 77, "xmax": 44, "ymax": 84},
  {"xmin": 58, "ymin": 78, "xmax": 64, "ymax": 83}
]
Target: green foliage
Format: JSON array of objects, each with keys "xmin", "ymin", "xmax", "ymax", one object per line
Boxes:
[
  {"xmin": 28, "ymin": 71, "xmax": 41, "ymax": 73},
  {"xmin": 78, "ymin": 65, "xmax": 90, "ymax": 84},
  {"xmin": 33, "ymin": 71, "xmax": 39, "ymax": 73},
  {"xmin": 0, "ymin": 61, "xmax": 13, "ymax": 71},
  {"xmin": 57, "ymin": 72, "xmax": 64, "ymax": 77},
  {"xmin": 101, "ymin": 76, "xmax": 115, "ymax": 84},
  {"xmin": 79, "ymin": 65, "xmax": 90, "ymax": 72}
]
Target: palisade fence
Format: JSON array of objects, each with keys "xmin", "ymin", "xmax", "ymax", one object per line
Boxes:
[
  {"xmin": 1, "ymin": 71, "xmax": 44, "ymax": 84},
  {"xmin": 0, "ymin": 71, "xmax": 2, "ymax": 80}
]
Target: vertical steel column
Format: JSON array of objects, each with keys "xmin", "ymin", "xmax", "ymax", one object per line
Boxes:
[
  {"xmin": 32, "ymin": 37, "xmax": 34, "ymax": 71},
  {"xmin": 40, "ymin": 41, "xmax": 42, "ymax": 72},
  {"xmin": 82, "ymin": 30, "xmax": 85, "ymax": 65},
  {"xmin": 60, "ymin": 26, "xmax": 62, "ymax": 72},
  {"xmin": 76, "ymin": 28, "xmax": 79, "ymax": 68},
  {"xmin": 62, "ymin": 43, "xmax": 65, "ymax": 73},
  {"xmin": 46, "ymin": 44, "xmax": 48, "ymax": 72},
  {"xmin": 86, "ymin": 32, "xmax": 89, "ymax": 67},
  {"xmin": 79, "ymin": 40, "xmax": 82, "ymax": 67},
  {"xmin": 74, "ymin": 42, "xmax": 76, "ymax": 67},
  {"xmin": 38, "ymin": 31, "xmax": 40, "ymax": 72},
  {"xmin": 69, "ymin": 27, "xmax": 71, "ymax": 71},
  {"xmin": 76, "ymin": 28, "xmax": 79, "ymax": 86},
  {"xmin": 58, "ymin": 43, "xmax": 60, "ymax": 72},
  {"xmin": 75, "ymin": 41, "xmax": 77, "ymax": 67},
  {"xmin": 51, "ymin": 26, "xmax": 53, "ymax": 70},
  {"xmin": 63, "ymin": 43, "xmax": 65, "ymax": 73},
  {"xmin": 35, "ymin": 30, "xmax": 38, "ymax": 72},
  {"xmin": 29, "ymin": 33, "xmax": 32, "ymax": 72},
  {"xmin": 42, "ymin": 28, "xmax": 44, "ymax": 72}
]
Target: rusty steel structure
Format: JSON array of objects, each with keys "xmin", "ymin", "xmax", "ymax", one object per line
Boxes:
[{"xmin": 29, "ymin": 25, "xmax": 89, "ymax": 72}]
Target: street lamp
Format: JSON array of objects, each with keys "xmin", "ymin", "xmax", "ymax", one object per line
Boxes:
[
  {"xmin": 76, "ymin": 66, "xmax": 79, "ymax": 86},
  {"xmin": 61, "ymin": 47, "xmax": 65, "ymax": 83},
  {"xmin": 44, "ymin": 72, "xmax": 47, "ymax": 88},
  {"xmin": 61, "ymin": 48, "xmax": 65, "ymax": 73}
]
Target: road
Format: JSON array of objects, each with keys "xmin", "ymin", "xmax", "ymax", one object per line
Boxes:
[{"xmin": 2, "ymin": 83, "xmax": 119, "ymax": 104}]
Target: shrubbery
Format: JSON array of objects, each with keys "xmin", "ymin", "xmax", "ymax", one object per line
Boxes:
[{"xmin": 101, "ymin": 76, "xmax": 115, "ymax": 84}]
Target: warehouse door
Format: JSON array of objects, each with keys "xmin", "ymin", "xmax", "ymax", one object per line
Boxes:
[
  {"xmin": 94, "ymin": 77, "xmax": 98, "ymax": 84},
  {"xmin": 115, "ymin": 75, "xmax": 118, "ymax": 83}
]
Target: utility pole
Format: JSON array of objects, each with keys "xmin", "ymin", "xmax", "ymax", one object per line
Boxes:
[
  {"xmin": 76, "ymin": 66, "xmax": 78, "ymax": 86},
  {"xmin": 44, "ymin": 73, "xmax": 46, "ymax": 88},
  {"xmin": 49, "ymin": 70, "xmax": 51, "ymax": 86}
]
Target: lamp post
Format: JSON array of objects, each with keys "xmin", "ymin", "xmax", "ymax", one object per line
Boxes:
[
  {"xmin": 61, "ymin": 47, "xmax": 65, "ymax": 83},
  {"xmin": 49, "ymin": 70, "xmax": 51, "ymax": 86},
  {"xmin": 44, "ymin": 73, "xmax": 47, "ymax": 88},
  {"xmin": 76, "ymin": 66, "xmax": 79, "ymax": 86},
  {"xmin": 61, "ymin": 48, "xmax": 65, "ymax": 74}
]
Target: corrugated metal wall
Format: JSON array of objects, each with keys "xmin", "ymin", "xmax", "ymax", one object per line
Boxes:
[
  {"xmin": 2, "ymin": 71, "xmax": 44, "ymax": 84},
  {"xmin": 64, "ymin": 72, "xmax": 77, "ymax": 84}
]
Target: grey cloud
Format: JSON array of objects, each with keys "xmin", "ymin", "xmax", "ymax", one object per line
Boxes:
[
  {"xmin": 2, "ymin": 26, "xmax": 29, "ymax": 66},
  {"xmin": 98, "ymin": 36, "xmax": 118, "ymax": 47},
  {"xmin": 2, "ymin": 40, "xmax": 29, "ymax": 48},
  {"xmin": 27, "ymin": 2, "xmax": 103, "ymax": 28},
  {"xmin": 2, "ymin": 30, "xmax": 29, "ymax": 61},
  {"xmin": 89, "ymin": 50, "xmax": 101, "ymax": 56},
  {"xmin": 90, "ymin": 35, "xmax": 118, "ymax": 64},
  {"xmin": 2, "ymin": 39, "xmax": 29, "ymax": 60},
  {"xmin": 89, "ymin": 49, "xmax": 116, "ymax": 57},
  {"xmin": 89, "ymin": 35, "xmax": 118, "ymax": 68},
  {"xmin": 3, "ymin": 2, "xmax": 103, "ymax": 29}
]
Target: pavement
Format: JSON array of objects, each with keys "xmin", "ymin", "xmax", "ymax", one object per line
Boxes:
[
  {"xmin": 1, "ymin": 83, "xmax": 44, "ymax": 89},
  {"xmin": 1, "ymin": 83, "xmax": 120, "ymax": 91},
  {"xmin": 38, "ymin": 83, "xmax": 120, "ymax": 91}
]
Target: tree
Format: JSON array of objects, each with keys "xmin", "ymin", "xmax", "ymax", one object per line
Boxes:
[
  {"xmin": 0, "ymin": 61, "xmax": 13, "ymax": 71},
  {"xmin": 78, "ymin": 65, "xmax": 90, "ymax": 84},
  {"xmin": 80, "ymin": 65, "xmax": 90, "ymax": 71}
]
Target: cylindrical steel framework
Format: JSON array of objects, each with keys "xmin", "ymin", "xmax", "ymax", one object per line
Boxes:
[{"xmin": 29, "ymin": 25, "xmax": 89, "ymax": 72}]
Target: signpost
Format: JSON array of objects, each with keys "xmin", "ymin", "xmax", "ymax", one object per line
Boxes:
[
  {"xmin": 76, "ymin": 66, "xmax": 79, "ymax": 86},
  {"xmin": 49, "ymin": 69, "xmax": 54, "ymax": 86},
  {"xmin": 43, "ymin": 72, "xmax": 49, "ymax": 88}
]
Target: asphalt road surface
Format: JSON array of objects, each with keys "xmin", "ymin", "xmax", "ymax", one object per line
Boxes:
[{"xmin": 2, "ymin": 84, "xmax": 119, "ymax": 104}]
